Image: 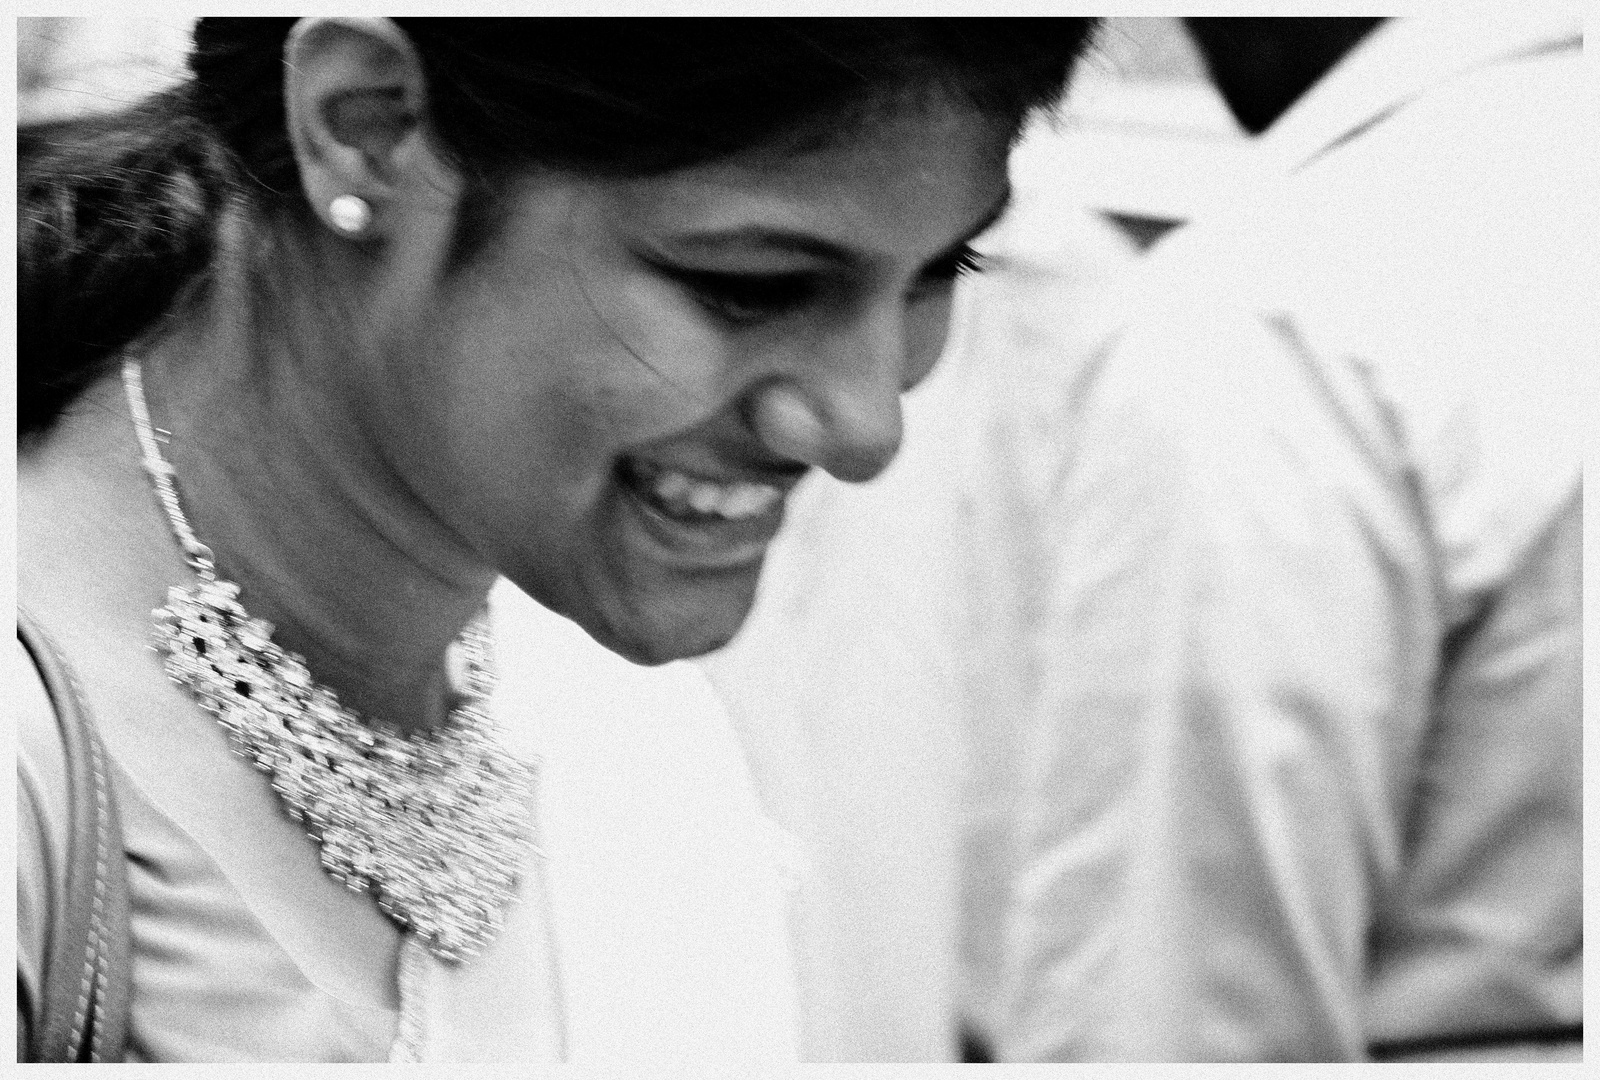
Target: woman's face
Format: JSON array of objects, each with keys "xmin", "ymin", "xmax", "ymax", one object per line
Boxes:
[{"xmin": 377, "ymin": 102, "xmax": 1015, "ymax": 664}]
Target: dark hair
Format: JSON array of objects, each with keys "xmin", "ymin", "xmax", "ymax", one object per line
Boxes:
[
  {"xmin": 1183, "ymin": 17, "xmax": 1384, "ymax": 134},
  {"xmin": 19, "ymin": 18, "xmax": 1093, "ymax": 437}
]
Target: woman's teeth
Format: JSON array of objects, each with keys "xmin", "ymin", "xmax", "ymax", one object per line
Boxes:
[{"xmin": 643, "ymin": 467, "xmax": 783, "ymax": 521}]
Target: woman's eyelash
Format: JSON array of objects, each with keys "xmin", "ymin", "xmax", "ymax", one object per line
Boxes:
[
  {"xmin": 671, "ymin": 269, "xmax": 814, "ymax": 323},
  {"xmin": 659, "ymin": 244, "xmax": 987, "ymax": 324},
  {"xmin": 924, "ymin": 244, "xmax": 989, "ymax": 282}
]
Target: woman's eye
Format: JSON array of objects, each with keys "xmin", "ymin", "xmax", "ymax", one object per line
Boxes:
[{"xmin": 676, "ymin": 270, "xmax": 815, "ymax": 325}]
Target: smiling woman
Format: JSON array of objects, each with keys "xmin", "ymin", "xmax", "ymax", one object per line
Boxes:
[{"xmin": 15, "ymin": 17, "xmax": 1093, "ymax": 1063}]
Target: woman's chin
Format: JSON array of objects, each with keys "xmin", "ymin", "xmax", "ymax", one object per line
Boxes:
[
  {"xmin": 505, "ymin": 542, "xmax": 765, "ymax": 665},
  {"xmin": 559, "ymin": 573, "xmax": 760, "ymax": 667},
  {"xmin": 605, "ymin": 601, "xmax": 754, "ymax": 665},
  {"xmin": 607, "ymin": 625, "xmax": 741, "ymax": 667}
]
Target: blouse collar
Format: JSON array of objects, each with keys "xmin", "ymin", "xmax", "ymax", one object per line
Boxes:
[{"xmin": 1257, "ymin": 4, "xmax": 1582, "ymax": 176}]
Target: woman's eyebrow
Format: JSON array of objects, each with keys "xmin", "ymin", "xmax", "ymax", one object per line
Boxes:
[
  {"xmin": 666, "ymin": 227, "xmax": 864, "ymax": 265},
  {"xmin": 660, "ymin": 185, "xmax": 1015, "ymax": 268}
]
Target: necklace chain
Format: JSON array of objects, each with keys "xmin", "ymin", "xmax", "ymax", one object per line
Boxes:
[
  {"xmin": 121, "ymin": 359, "xmax": 534, "ymax": 963},
  {"xmin": 125, "ymin": 361, "xmax": 217, "ymax": 578}
]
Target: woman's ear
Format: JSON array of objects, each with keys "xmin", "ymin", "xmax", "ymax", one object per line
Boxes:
[{"xmin": 283, "ymin": 18, "xmax": 458, "ymax": 242}]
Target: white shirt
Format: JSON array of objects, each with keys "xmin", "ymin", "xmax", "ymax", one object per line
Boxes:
[
  {"xmin": 491, "ymin": 580, "xmax": 801, "ymax": 1063},
  {"xmin": 973, "ymin": 7, "xmax": 1587, "ymax": 1061}
]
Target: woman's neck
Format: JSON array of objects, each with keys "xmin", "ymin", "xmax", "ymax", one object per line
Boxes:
[{"xmin": 130, "ymin": 285, "xmax": 498, "ymax": 737}]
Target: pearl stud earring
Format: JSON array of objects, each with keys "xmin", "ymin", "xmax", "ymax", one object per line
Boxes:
[{"xmin": 329, "ymin": 194, "xmax": 373, "ymax": 237}]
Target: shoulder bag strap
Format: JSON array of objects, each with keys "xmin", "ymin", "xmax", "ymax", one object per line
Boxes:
[{"xmin": 16, "ymin": 613, "xmax": 132, "ymax": 1063}]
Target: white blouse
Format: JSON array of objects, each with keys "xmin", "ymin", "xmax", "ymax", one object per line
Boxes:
[{"xmin": 17, "ymin": 580, "xmax": 799, "ymax": 1062}]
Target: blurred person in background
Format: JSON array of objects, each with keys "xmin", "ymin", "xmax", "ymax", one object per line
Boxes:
[
  {"xmin": 14, "ymin": 17, "xmax": 1093, "ymax": 1062},
  {"xmin": 972, "ymin": 7, "xmax": 1585, "ymax": 1061}
]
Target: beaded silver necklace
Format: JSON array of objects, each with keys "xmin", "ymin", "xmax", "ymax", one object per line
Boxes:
[{"xmin": 122, "ymin": 359, "xmax": 535, "ymax": 965}]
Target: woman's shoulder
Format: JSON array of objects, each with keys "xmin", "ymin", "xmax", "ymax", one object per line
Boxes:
[{"xmin": 19, "ymin": 382, "xmax": 200, "ymax": 688}]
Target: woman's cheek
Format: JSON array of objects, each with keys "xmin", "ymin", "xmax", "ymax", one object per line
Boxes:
[{"xmin": 583, "ymin": 291, "xmax": 743, "ymax": 438}]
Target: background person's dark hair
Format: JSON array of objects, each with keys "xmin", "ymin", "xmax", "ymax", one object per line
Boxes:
[
  {"xmin": 18, "ymin": 17, "xmax": 1094, "ymax": 439},
  {"xmin": 1183, "ymin": 17, "xmax": 1385, "ymax": 134}
]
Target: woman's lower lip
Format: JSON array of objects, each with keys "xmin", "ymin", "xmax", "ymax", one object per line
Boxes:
[{"xmin": 617, "ymin": 476, "xmax": 784, "ymax": 571}]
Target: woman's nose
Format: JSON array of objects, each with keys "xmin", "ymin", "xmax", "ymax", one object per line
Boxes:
[{"xmin": 745, "ymin": 320, "xmax": 906, "ymax": 484}]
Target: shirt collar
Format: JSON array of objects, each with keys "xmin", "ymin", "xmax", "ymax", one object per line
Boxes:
[{"xmin": 1257, "ymin": 4, "xmax": 1583, "ymax": 174}]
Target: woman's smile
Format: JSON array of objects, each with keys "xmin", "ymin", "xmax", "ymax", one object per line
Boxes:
[{"xmin": 613, "ymin": 454, "xmax": 804, "ymax": 572}]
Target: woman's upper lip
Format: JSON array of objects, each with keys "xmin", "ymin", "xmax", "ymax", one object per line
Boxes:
[{"xmin": 623, "ymin": 452, "xmax": 808, "ymax": 491}]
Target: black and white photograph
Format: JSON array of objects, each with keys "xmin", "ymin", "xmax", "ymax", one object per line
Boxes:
[{"xmin": 12, "ymin": 9, "xmax": 1587, "ymax": 1064}]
